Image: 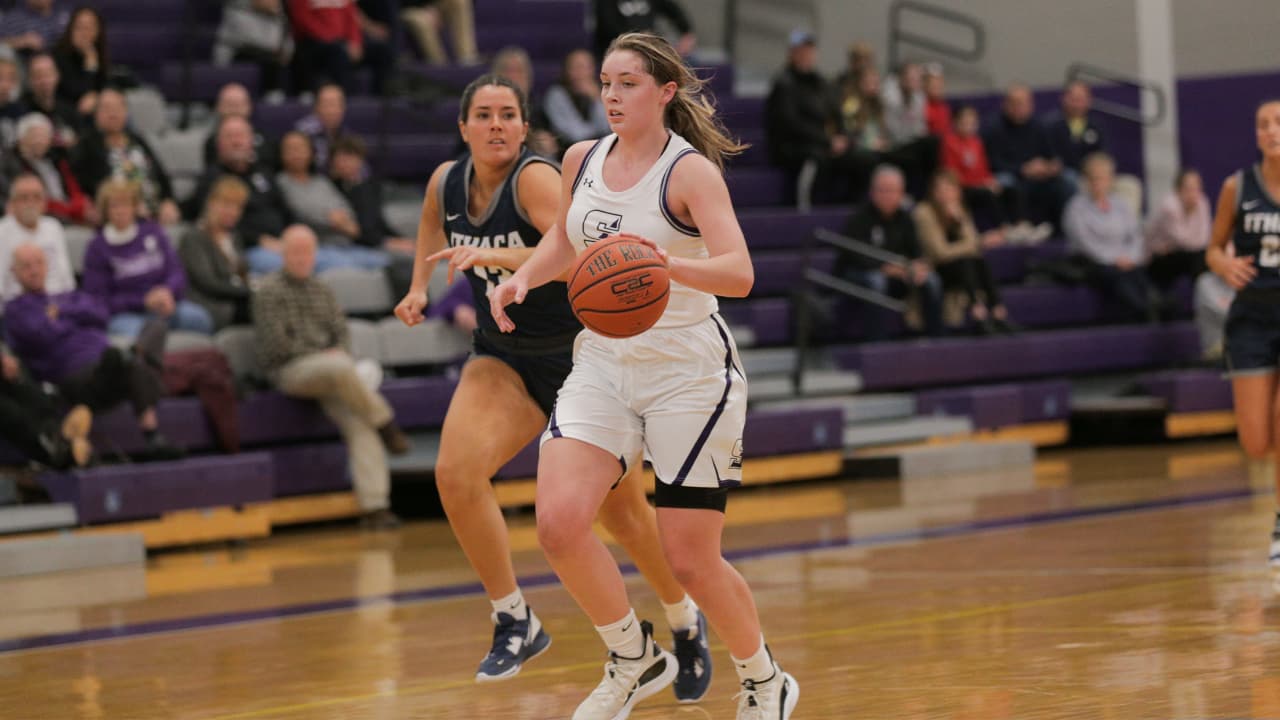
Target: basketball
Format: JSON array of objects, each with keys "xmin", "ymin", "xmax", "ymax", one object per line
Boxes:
[{"xmin": 567, "ymin": 236, "xmax": 670, "ymax": 338}]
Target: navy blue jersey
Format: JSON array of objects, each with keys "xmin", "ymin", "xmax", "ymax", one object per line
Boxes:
[
  {"xmin": 1233, "ymin": 164, "xmax": 1280, "ymax": 291},
  {"xmin": 440, "ymin": 149, "xmax": 581, "ymax": 339}
]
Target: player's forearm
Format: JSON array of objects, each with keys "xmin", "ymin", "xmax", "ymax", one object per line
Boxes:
[
  {"xmin": 408, "ymin": 230, "xmax": 446, "ymax": 294},
  {"xmin": 488, "ymin": 247, "xmax": 538, "ymax": 272},
  {"xmin": 512, "ymin": 226, "xmax": 576, "ymax": 289},
  {"xmin": 669, "ymin": 250, "xmax": 754, "ymax": 298}
]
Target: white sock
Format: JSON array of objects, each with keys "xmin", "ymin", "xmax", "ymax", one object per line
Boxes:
[
  {"xmin": 662, "ymin": 594, "xmax": 699, "ymax": 633},
  {"xmin": 490, "ymin": 589, "xmax": 527, "ymax": 620},
  {"xmin": 596, "ymin": 608, "xmax": 645, "ymax": 659},
  {"xmin": 732, "ymin": 636, "xmax": 775, "ymax": 684}
]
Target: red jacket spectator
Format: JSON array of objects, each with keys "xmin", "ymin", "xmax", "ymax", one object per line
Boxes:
[
  {"xmin": 941, "ymin": 131, "xmax": 993, "ymax": 188},
  {"xmin": 926, "ymin": 98, "xmax": 951, "ymax": 137},
  {"xmin": 288, "ymin": 0, "xmax": 361, "ymax": 49}
]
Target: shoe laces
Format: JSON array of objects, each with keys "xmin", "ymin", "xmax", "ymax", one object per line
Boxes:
[
  {"xmin": 584, "ymin": 651, "xmax": 650, "ymax": 708},
  {"xmin": 487, "ymin": 613, "xmax": 527, "ymax": 658},
  {"xmin": 734, "ymin": 675, "xmax": 777, "ymax": 720}
]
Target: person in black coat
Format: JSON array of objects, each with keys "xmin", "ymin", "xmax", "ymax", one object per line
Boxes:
[
  {"xmin": 982, "ymin": 84, "xmax": 1074, "ymax": 231},
  {"xmin": 1044, "ymin": 80, "xmax": 1109, "ymax": 178},
  {"xmin": 52, "ymin": 6, "xmax": 107, "ymax": 117},
  {"xmin": 592, "ymin": 0, "xmax": 694, "ymax": 58},
  {"xmin": 180, "ymin": 176, "xmax": 254, "ymax": 330},
  {"xmin": 71, "ymin": 89, "xmax": 180, "ymax": 224}
]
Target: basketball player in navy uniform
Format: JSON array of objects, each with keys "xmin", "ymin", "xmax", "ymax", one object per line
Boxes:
[
  {"xmin": 1208, "ymin": 99, "xmax": 1280, "ymax": 572},
  {"xmin": 491, "ymin": 33, "xmax": 799, "ymax": 720},
  {"xmin": 393, "ymin": 74, "xmax": 713, "ymax": 699}
]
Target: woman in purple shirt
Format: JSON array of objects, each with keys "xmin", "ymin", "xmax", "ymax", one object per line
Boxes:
[{"xmin": 81, "ymin": 179, "xmax": 214, "ymax": 338}]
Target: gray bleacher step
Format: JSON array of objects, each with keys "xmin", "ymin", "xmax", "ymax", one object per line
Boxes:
[
  {"xmin": 755, "ymin": 393, "xmax": 916, "ymax": 424},
  {"xmin": 0, "ymin": 475, "xmax": 15, "ymax": 505},
  {"xmin": 843, "ymin": 415, "xmax": 974, "ymax": 453},
  {"xmin": 0, "ymin": 533, "xmax": 144, "ymax": 578},
  {"xmin": 850, "ymin": 440, "xmax": 1035, "ymax": 479},
  {"xmin": 0, "ymin": 504, "xmax": 77, "ymax": 535},
  {"xmin": 388, "ymin": 432, "xmax": 442, "ymax": 474},
  {"xmin": 750, "ymin": 370, "xmax": 864, "ymax": 402},
  {"xmin": 739, "ymin": 347, "xmax": 802, "ymax": 376},
  {"xmin": 729, "ymin": 324, "xmax": 757, "ymax": 349}
]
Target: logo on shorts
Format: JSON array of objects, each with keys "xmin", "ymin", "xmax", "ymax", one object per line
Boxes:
[
  {"xmin": 583, "ymin": 209, "xmax": 623, "ymax": 241},
  {"xmin": 729, "ymin": 439, "xmax": 743, "ymax": 471}
]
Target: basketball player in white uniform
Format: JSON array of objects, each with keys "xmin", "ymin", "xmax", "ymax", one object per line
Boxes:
[{"xmin": 491, "ymin": 32, "xmax": 799, "ymax": 720}]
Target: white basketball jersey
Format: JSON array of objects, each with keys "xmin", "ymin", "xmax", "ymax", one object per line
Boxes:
[{"xmin": 565, "ymin": 131, "xmax": 718, "ymax": 329}]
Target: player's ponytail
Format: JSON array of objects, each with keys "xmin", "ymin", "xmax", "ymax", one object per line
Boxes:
[{"xmin": 604, "ymin": 32, "xmax": 747, "ymax": 172}]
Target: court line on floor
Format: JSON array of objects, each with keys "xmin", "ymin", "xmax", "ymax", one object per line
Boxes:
[{"xmin": 0, "ymin": 484, "xmax": 1261, "ymax": 657}]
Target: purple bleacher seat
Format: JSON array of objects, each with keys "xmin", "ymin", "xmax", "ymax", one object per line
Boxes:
[
  {"xmin": 725, "ymin": 168, "xmax": 788, "ymax": 208},
  {"xmin": 916, "ymin": 385, "xmax": 1024, "ymax": 430},
  {"xmin": 375, "ymin": 134, "xmax": 458, "ymax": 181},
  {"xmin": 738, "ymin": 208, "xmax": 849, "ymax": 250},
  {"xmin": 406, "ymin": 61, "xmax": 561, "ymax": 95},
  {"xmin": 90, "ymin": 397, "xmax": 216, "ymax": 455},
  {"xmin": 718, "ymin": 297, "xmax": 791, "ymax": 346},
  {"xmin": 381, "ymin": 376, "xmax": 457, "ymax": 430},
  {"xmin": 40, "ymin": 453, "xmax": 274, "ymax": 524},
  {"xmin": 473, "ymin": 0, "xmax": 585, "ymax": 27},
  {"xmin": 984, "ymin": 242, "xmax": 1068, "ymax": 284},
  {"xmin": 1019, "ymin": 380, "xmax": 1072, "ymax": 422},
  {"xmin": 476, "ymin": 25, "xmax": 588, "ymax": 59},
  {"xmin": 1138, "ymin": 370, "xmax": 1232, "ymax": 413},
  {"xmin": 90, "ymin": 0, "xmax": 185, "ymax": 23},
  {"xmin": 238, "ymin": 392, "xmax": 339, "ymax": 446},
  {"xmin": 160, "ymin": 64, "xmax": 260, "ymax": 102},
  {"xmin": 743, "ymin": 407, "xmax": 844, "ymax": 455},
  {"xmin": 699, "ymin": 63, "xmax": 734, "ymax": 99},
  {"xmin": 834, "ymin": 323, "xmax": 1202, "ymax": 391},
  {"xmin": 109, "ymin": 26, "xmax": 215, "ymax": 69},
  {"xmin": 750, "ymin": 249, "xmax": 836, "ymax": 296},
  {"xmin": 254, "ymin": 102, "xmax": 311, "ymax": 137},
  {"xmin": 270, "ymin": 444, "xmax": 351, "ymax": 497},
  {"xmin": 1003, "ymin": 285, "xmax": 1104, "ymax": 328},
  {"xmin": 717, "ymin": 96, "xmax": 764, "ymax": 133}
]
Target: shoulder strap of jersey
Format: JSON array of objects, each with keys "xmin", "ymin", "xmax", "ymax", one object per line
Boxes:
[
  {"xmin": 570, "ymin": 137, "xmax": 606, "ymax": 196},
  {"xmin": 1237, "ymin": 167, "xmax": 1252, "ymax": 214},
  {"xmin": 436, "ymin": 157, "xmax": 461, "ymax": 234},
  {"xmin": 511, "ymin": 150, "xmax": 561, "ymax": 228},
  {"xmin": 658, "ymin": 147, "xmax": 701, "ymax": 237}
]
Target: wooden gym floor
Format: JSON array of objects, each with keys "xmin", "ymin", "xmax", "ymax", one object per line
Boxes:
[{"xmin": 4, "ymin": 440, "xmax": 1280, "ymax": 719}]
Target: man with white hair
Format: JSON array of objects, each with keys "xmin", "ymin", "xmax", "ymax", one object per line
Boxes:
[
  {"xmin": 4, "ymin": 112, "xmax": 94, "ymax": 225},
  {"xmin": 252, "ymin": 224, "xmax": 408, "ymax": 529},
  {"xmin": 0, "ymin": 173, "xmax": 74, "ymax": 305}
]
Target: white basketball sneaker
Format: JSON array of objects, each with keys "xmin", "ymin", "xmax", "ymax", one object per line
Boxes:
[
  {"xmin": 572, "ymin": 620, "xmax": 677, "ymax": 720},
  {"xmin": 736, "ymin": 662, "xmax": 799, "ymax": 720}
]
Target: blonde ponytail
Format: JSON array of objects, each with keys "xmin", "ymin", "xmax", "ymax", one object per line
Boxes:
[{"xmin": 604, "ymin": 32, "xmax": 748, "ymax": 172}]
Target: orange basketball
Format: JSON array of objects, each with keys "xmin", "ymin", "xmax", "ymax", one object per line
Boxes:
[{"xmin": 567, "ymin": 237, "xmax": 670, "ymax": 338}]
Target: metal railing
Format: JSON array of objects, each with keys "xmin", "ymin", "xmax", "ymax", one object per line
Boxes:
[
  {"xmin": 1065, "ymin": 62, "xmax": 1167, "ymax": 126},
  {"xmin": 791, "ymin": 227, "xmax": 907, "ymax": 393},
  {"xmin": 888, "ymin": 0, "xmax": 985, "ymax": 71}
]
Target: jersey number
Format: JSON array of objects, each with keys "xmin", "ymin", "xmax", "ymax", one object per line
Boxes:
[{"xmin": 1262, "ymin": 235, "xmax": 1280, "ymax": 268}]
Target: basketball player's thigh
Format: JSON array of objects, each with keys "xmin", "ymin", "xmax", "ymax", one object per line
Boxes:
[
  {"xmin": 1226, "ymin": 309, "xmax": 1280, "ymax": 453},
  {"xmin": 439, "ymin": 356, "xmax": 547, "ymax": 476},
  {"xmin": 644, "ymin": 369, "xmax": 748, "ymax": 494}
]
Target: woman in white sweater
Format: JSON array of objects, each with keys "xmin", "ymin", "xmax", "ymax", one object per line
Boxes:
[{"xmin": 1145, "ymin": 168, "xmax": 1211, "ymax": 292}]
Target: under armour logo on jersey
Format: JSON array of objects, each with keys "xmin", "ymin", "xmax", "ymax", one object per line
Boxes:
[{"xmin": 583, "ymin": 209, "xmax": 623, "ymax": 241}]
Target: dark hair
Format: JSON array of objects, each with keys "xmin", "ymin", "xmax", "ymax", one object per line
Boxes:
[
  {"xmin": 1258, "ymin": 98, "xmax": 1280, "ymax": 113},
  {"xmin": 458, "ymin": 73, "xmax": 529, "ymax": 123},
  {"xmin": 604, "ymin": 32, "xmax": 747, "ymax": 170},
  {"xmin": 1174, "ymin": 168, "xmax": 1200, "ymax": 189},
  {"xmin": 280, "ymin": 130, "xmax": 316, "ymax": 173},
  {"xmin": 332, "ymin": 134, "xmax": 367, "ymax": 159},
  {"xmin": 557, "ymin": 48, "xmax": 598, "ymax": 120},
  {"xmin": 926, "ymin": 168, "xmax": 966, "ymax": 231},
  {"xmin": 56, "ymin": 7, "xmax": 107, "ymax": 72}
]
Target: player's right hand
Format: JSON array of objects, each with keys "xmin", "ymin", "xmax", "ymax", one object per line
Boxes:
[
  {"xmin": 394, "ymin": 290, "xmax": 429, "ymax": 327},
  {"xmin": 489, "ymin": 277, "xmax": 528, "ymax": 333},
  {"xmin": 1220, "ymin": 254, "xmax": 1258, "ymax": 290}
]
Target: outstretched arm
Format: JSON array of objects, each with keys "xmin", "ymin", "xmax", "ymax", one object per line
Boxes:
[{"xmin": 393, "ymin": 162, "xmax": 452, "ymax": 326}]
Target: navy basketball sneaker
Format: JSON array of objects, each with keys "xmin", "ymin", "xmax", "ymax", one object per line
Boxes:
[
  {"xmin": 671, "ymin": 610, "xmax": 712, "ymax": 702},
  {"xmin": 475, "ymin": 606, "xmax": 552, "ymax": 682}
]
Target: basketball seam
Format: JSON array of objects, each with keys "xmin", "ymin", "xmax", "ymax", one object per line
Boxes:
[{"xmin": 573, "ymin": 287, "xmax": 671, "ymax": 315}]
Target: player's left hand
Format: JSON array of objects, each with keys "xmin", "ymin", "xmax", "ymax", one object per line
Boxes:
[
  {"xmin": 489, "ymin": 276, "xmax": 529, "ymax": 333},
  {"xmin": 609, "ymin": 232, "xmax": 669, "ymax": 265},
  {"xmin": 426, "ymin": 246, "xmax": 492, "ymax": 284}
]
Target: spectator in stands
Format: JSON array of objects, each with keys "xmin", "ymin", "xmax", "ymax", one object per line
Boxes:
[
  {"xmin": 252, "ymin": 225, "xmax": 408, "ymax": 529},
  {"xmin": 1045, "ymin": 81, "xmax": 1108, "ymax": 178},
  {"xmin": 73, "ymin": 89, "xmax": 181, "ymax": 225},
  {"xmin": 23, "ymin": 52, "xmax": 80, "ymax": 149},
  {"xmin": 7, "ymin": 242, "xmax": 177, "ymax": 456},
  {"xmin": 543, "ymin": 49, "xmax": 610, "ymax": 146},
  {"xmin": 329, "ymin": 135, "xmax": 414, "ymax": 254},
  {"xmin": 984, "ymin": 84, "xmax": 1072, "ymax": 233},
  {"xmin": 837, "ymin": 164, "xmax": 943, "ymax": 339},
  {"xmin": 4, "ymin": 113, "xmax": 92, "ymax": 225},
  {"xmin": 914, "ymin": 169, "xmax": 1014, "ymax": 334},
  {"xmin": 0, "ymin": 0, "xmax": 68, "ymax": 57},
  {"xmin": 0, "ymin": 57, "xmax": 28, "ymax": 147},
  {"xmin": 490, "ymin": 46, "xmax": 558, "ymax": 158},
  {"xmin": 882, "ymin": 62, "xmax": 928, "ymax": 143},
  {"xmin": 353, "ymin": 0, "xmax": 397, "ymax": 95},
  {"xmin": 52, "ymin": 6, "xmax": 106, "ymax": 117},
  {"xmin": 592, "ymin": 0, "xmax": 694, "ymax": 59},
  {"xmin": 213, "ymin": 0, "xmax": 294, "ymax": 100},
  {"xmin": 0, "ymin": 346, "xmax": 91, "ymax": 469},
  {"xmin": 765, "ymin": 31, "xmax": 847, "ymax": 199},
  {"xmin": 941, "ymin": 105, "xmax": 1044, "ymax": 243},
  {"xmin": 838, "ymin": 66, "xmax": 935, "ymax": 193},
  {"xmin": 82, "ymin": 179, "xmax": 214, "ymax": 338},
  {"xmin": 400, "ymin": 0, "xmax": 478, "ymax": 67},
  {"xmin": 187, "ymin": 116, "xmax": 292, "ymax": 261},
  {"xmin": 202, "ymin": 83, "xmax": 275, "ymax": 168},
  {"xmin": 274, "ymin": 130, "xmax": 389, "ymax": 272},
  {"xmin": 180, "ymin": 176, "xmax": 253, "ymax": 331},
  {"xmin": 923, "ymin": 65, "xmax": 950, "ymax": 136},
  {"xmin": 834, "ymin": 41, "xmax": 875, "ymax": 94},
  {"xmin": 1145, "ymin": 168, "xmax": 1211, "ymax": 293},
  {"xmin": 0, "ymin": 174, "xmax": 74, "ymax": 305},
  {"xmin": 1064, "ymin": 152, "xmax": 1155, "ymax": 324},
  {"xmin": 288, "ymin": 0, "xmax": 362, "ymax": 94},
  {"xmin": 295, "ymin": 84, "xmax": 355, "ymax": 174}
]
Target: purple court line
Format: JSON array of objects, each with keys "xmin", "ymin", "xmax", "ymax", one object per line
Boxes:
[{"xmin": 0, "ymin": 484, "xmax": 1259, "ymax": 654}]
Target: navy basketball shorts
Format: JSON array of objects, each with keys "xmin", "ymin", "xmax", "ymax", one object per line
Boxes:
[
  {"xmin": 542, "ymin": 314, "xmax": 747, "ymax": 511},
  {"xmin": 472, "ymin": 329, "xmax": 576, "ymax": 418},
  {"xmin": 1225, "ymin": 296, "xmax": 1280, "ymax": 377}
]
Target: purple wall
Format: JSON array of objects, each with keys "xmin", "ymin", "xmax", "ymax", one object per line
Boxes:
[{"xmin": 1177, "ymin": 69, "xmax": 1279, "ymax": 192}]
